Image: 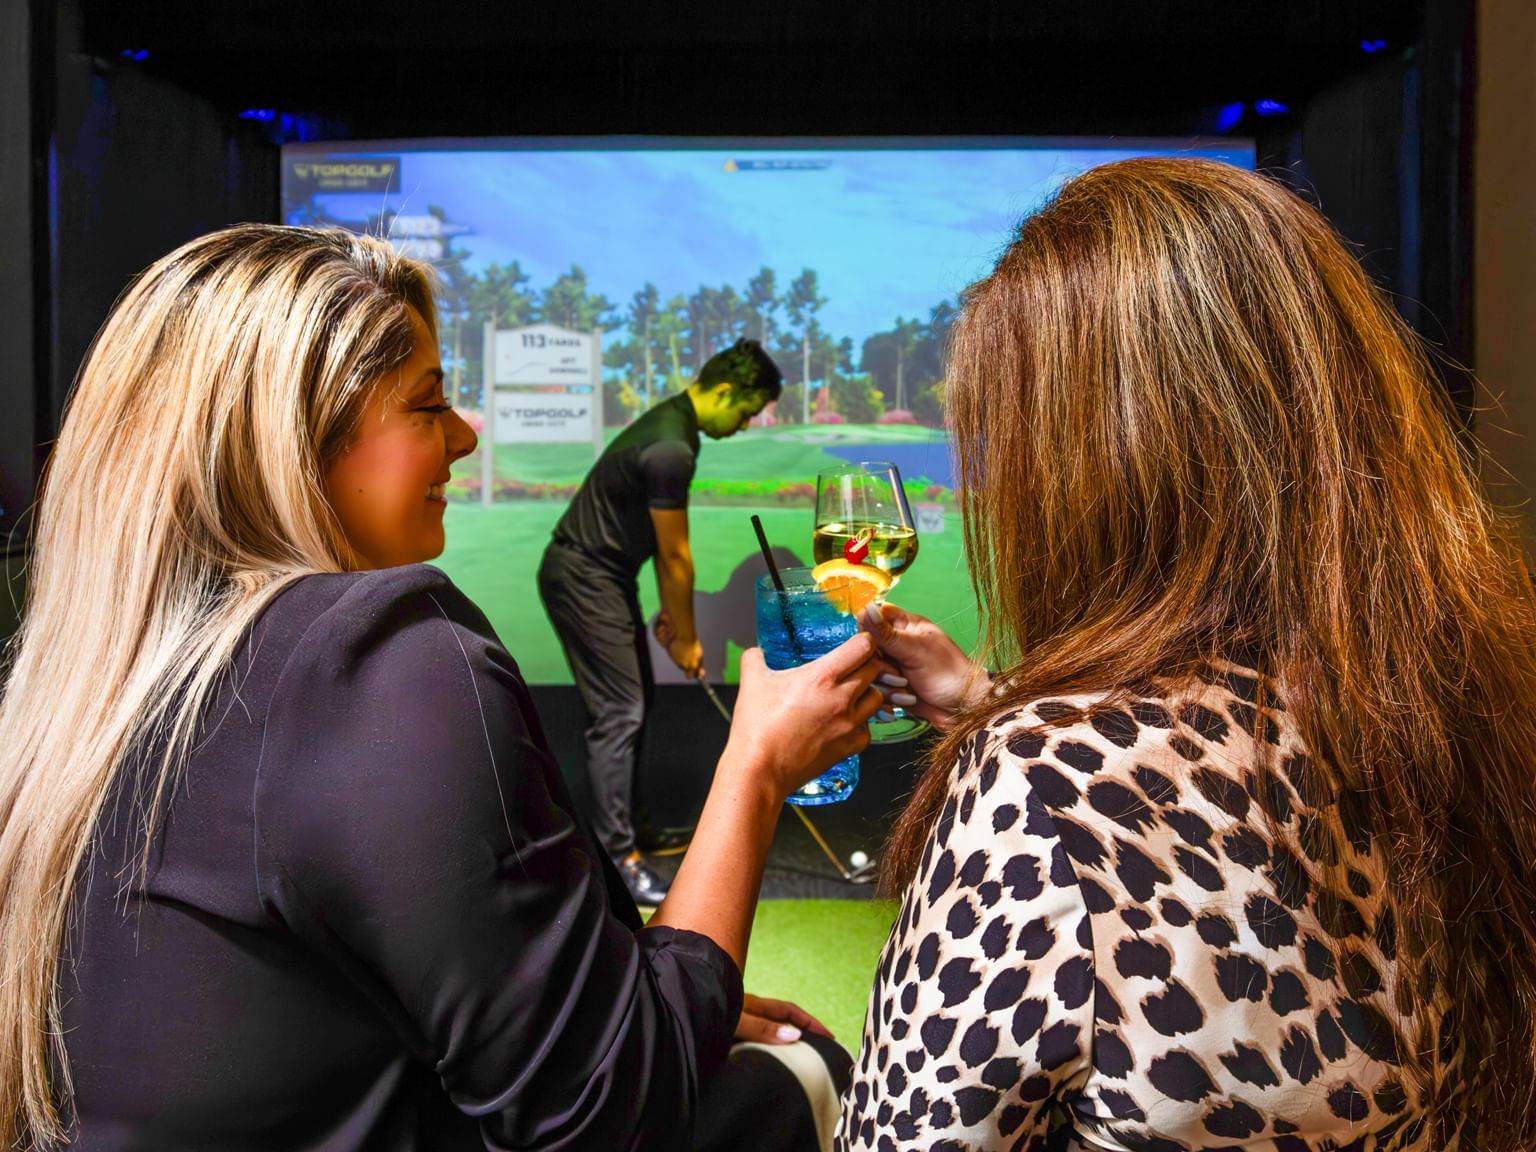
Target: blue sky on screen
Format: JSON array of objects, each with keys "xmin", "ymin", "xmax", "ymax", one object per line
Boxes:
[{"xmin": 288, "ymin": 141, "xmax": 1253, "ymax": 343}]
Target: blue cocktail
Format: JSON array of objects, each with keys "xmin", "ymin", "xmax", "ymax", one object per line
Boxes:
[{"xmin": 755, "ymin": 568, "xmax": 859, "ymax": 806}]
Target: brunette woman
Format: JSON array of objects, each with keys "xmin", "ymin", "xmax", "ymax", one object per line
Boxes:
[{"xmin": 839, "ymin": 158, "xmax": 1536, "ymax": 1152}]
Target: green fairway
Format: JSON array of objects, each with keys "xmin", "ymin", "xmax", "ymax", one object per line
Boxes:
[
  {"xmin": 438, "ymin": 502, "xmax": 978, "ymax": 683},
  {"xmin": 436, "ymin": 421, "xmax": 979, "ymax": 684},
  {"xmin": 452, "ymin": 421, "xmax": 952, "ymax": 490},
  {"xmin": 741, "ymin": 899, "xmax": 900, "ymax": 1051}
]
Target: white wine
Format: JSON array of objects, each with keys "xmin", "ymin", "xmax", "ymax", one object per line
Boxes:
[{"xmin": 813, "ymin": 521, "xmax": 920, "ymax": 581}]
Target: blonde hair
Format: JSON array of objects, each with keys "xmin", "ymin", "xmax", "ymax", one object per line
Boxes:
[
  {"xmin": 0, "ymin": 224, "xmax": 437, "ymax": 1147},
  {"xmin": 883, "ymin": 157, "xmax": 1536, "ymax": 1147}
]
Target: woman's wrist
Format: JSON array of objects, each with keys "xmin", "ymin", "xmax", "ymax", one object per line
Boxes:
[
  {"xmin": 715, "ymin": 739, "xmax": 793, "ymax": 810},
  {"xmin": 653, "ymin": 747, "xmax": 782, "ymax": 968}
]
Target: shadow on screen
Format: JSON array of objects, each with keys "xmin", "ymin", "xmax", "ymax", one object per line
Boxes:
[{"xmin": 647, "ymin": 546, "xmax": 806, "ymax": 685}]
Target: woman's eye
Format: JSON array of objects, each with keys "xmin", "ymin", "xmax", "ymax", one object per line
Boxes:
[{"xmin": 418, "ymin": 403, "xmax": 453, "ymax": 415}]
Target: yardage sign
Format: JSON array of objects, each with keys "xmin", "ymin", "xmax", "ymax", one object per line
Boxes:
[
  {"xmin": 481, "ymin": 322, "xmax": 605, "ymax": 504},
  {"xmin": 493, "ymin": 324, "xmax": 596, "ymax": 386}
]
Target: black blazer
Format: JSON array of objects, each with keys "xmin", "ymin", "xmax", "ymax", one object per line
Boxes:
[{"xmin": 60, "ymin": 566, "xmax": 741, "ymax": 1150}]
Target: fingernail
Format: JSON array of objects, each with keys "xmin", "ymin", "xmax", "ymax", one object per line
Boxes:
[
  {"xmin": 878, "ymin": 672, "xmax": 909, "ymax": 687},
  {"xmin": 776, "ymin": 1025, "xmax": 802, "ymax": 1042},
  {"xmin": 890, "ymin": 692, "xmax": 918, "ymax": 707},
  {"xmin": 876, "ymin": 709, "xmax": 896, "ymax": 722},
  {"xmin": 861, "ymin": 604, "xmax": 881, "ymax": 626}
]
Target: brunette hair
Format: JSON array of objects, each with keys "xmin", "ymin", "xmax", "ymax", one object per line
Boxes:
[{"xmin": 882, "ymin": 157, "xmax": 1536, "ymax": 1147}]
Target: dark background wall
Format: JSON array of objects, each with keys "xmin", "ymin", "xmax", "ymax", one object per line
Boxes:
[
  {"xmin": 0, "ymin": 8, "xmax": 35, "ymax": 510},
  {"xmin": 45, "ymin": 1, "xmax": 279, "ymax": 448},
  {"xmin": 1, "ymin": 0, "xmax": 1489, "ymax": 821},
  {"xmin": 3, "ymin": 0, "xmax": 278, "ymax": 641},
  {"xmin": 1474, "ymin": 0, "xmax": 1536, "ymax": 538},
  {"xmin": 1258, "ymin": 0, "xmax": 1476, "ymax": 418},
  {"xmin": 1, "ymin": 0, "xmax": 44, "ymax": 636}
]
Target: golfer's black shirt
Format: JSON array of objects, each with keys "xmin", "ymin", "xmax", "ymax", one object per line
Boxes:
[
  {"xmin": 551, "ymin": 392, "xmax": 699, "ymax": 578},
  {"xmin": 59, "ymin": 566, "xmax": 741, "ymax": 1150}
]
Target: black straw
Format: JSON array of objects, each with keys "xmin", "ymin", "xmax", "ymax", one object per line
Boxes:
[
  {"xmin": 751, "ymin": 515, "xmax": 785, "ymax": 591},
  {"xmin": 750, "ymin": 514, "xmax": 804, "ymax": 661}
]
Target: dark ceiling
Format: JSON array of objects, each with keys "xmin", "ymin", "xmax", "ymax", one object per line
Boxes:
[{"xmin": 76, "ymin": 0, "xmax": 1425, "ymax": 139}]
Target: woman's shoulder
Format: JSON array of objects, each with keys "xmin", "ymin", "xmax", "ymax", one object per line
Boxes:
[
  {"xmin": 959, "ymin": 658, "xmax": 1303, "ymax": 808},
  {"xmin": 266, "ymin": 563, "xmax": 460, "ymax": 622},
  {"xmin": 252, "ymin": 564, "xmax": 537, "ymax": 810},
  {"xmin": 262, "ymin": 564, "xmax": 495, "ymax": 655}
]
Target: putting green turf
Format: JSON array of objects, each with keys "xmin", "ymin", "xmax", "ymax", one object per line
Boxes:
[
  {"xmin": 742, "ymin": 899, "xmax": 901, "ymax": 1052},
  {"xmin": 638, "ymin": 899, "xmax": 900, "ymax": 1054}
]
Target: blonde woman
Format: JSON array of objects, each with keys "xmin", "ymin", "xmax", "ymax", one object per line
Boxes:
[
  {"xmin": 0, "ymin": 225, "xmax": 884, "ymax": 1150},
  {"xmin": 838, "ymin": 159, "xmax": 1536, "ymax": 1151}
]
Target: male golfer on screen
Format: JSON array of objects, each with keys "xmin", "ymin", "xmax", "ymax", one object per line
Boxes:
[{"xmin": 538, "ymin": 339, "xmax": 784, "ymax": 905}]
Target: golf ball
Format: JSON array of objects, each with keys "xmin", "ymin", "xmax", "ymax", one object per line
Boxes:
[{"xmin": 849, "ymin": 850, "xmax": 870, "ymax": 869}]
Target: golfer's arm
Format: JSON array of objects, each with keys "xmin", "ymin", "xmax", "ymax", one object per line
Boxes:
[{"xmin": 650, "ymin": 508, "xmax": 697, "ymax": 643}]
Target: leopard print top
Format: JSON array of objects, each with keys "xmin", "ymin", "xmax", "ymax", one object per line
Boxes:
[{"xmin": 838, "ymin": 661, "xmax": 1437, "ymax": 1152}]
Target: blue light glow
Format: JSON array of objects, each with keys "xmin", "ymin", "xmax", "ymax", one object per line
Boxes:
[
  {"xmin": 1360, "ymin": 39, "xmax": 1389, "ymax": 53},
  {"xmin": 1214, "ymin": 102, "xmax": 1245, "ymax": 133},
  {"xmin": 1254, "ymin": 99, "xmax": 1290, "ymax": 117},
  {"xmin": 238, "ymin": 108, "xmax": 325, "ymax": 143},
  {"xmin": 119, "ymin": 49, "xmax": 149, "ymax": 61}
]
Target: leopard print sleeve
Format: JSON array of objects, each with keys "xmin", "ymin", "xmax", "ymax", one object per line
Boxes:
[
  {"xmin": 837, "ymin": 726, "xmax": 1095, "ymax": 1151},
  {"xmin": 842, "ymin": 666, "xmax": 1436, "ymax": 1152}
]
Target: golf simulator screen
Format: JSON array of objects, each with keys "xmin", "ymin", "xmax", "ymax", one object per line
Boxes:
[{"xmin": 281, "ymin": 138, "xmax": 1255, "ymax": 685}]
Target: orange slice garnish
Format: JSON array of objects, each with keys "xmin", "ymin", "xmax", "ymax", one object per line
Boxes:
[{"xmin": 811, "ymin": 559, "xmax": 892, "ymax": 615}]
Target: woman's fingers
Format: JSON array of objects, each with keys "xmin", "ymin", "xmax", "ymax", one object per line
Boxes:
[
  {"xmin": 735, "ymin": 1011, "xmax": 803, "ymax": 1045},
  {"xmin": 738, "ymin": 646, "xmax": 767, "ymax": 678},
  {"xmin": 858, "ymin": 600, "xmax": 904, "ymax": 643},
  {"xmin": 745, "ymin": 995, "xmax": 835, "ymax": 1038},
  {"xmin": 728, "ymin": 632, "xmax": 892, "ymax": 794},
  {"xmin": 856, "ymin": 684, "xmax": 885, "ymax": 723},
  {"xmin": 816, "ymin": 631, "xmax": 878, "ymax": 680},
  {"xmin": 875, "ymin": 683, "xmax": 919, "ymax": 706}
]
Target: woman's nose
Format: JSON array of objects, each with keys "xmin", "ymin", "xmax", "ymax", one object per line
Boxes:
[{"xmin": 447, "ymin": 409, "xmax": 478, "ymax": 460}]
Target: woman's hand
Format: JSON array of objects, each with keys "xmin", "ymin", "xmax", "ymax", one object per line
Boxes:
[
  {"xmin": 734, "ymin": 993, "xmax": 835, "ymax": 1045},
  {"xmin": 858, "ymin": 603, "xmax": 991, "ymax": 732},
  {"xmin": 723, "ymin": 633, "xmax": 885, "ymax": 800}
]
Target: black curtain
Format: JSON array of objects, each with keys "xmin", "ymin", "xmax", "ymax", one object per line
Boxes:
[
  {"xmin": 50, "ymin": 9, "xmax": 279, "ymax": 433},
  {"xmin": 1, "ymin": 0, "xmax": 278, "ymax": 644},
  {"xmin": 1258, "ymin": 0, "xmax": 1475, "ymax": 420},
  {"xmin": 0, "ymin": 0, "xmax": 47, "ymax": 553}
]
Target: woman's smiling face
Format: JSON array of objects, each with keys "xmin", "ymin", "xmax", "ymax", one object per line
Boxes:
[{"xmin": 324, "ymin": 307, "xmax": 477, "ymax": 569}]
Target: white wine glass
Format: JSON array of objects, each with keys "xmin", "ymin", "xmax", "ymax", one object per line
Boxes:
[{"xmin": 814, "ymin": 462, "xmax": 928, "ymax": 743}]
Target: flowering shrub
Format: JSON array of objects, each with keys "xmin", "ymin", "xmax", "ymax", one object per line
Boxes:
[
  {"xmin": 772, "ymin": 482, "xmax": 817, "ymax": 504},
  {"xmin": 447, "ymin": 472, "xmax": 951, "ymax": 508},
  {"xmin": 876, "ymin": 408, "xmax": 918, "ymax": 425},
  {"xmin": 810, "ymin": 411, "xmax": 846, "ymax": 424},
  {"xmin": 495, "ymin": 479, "xmax": 580, "ymax": 500}
]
